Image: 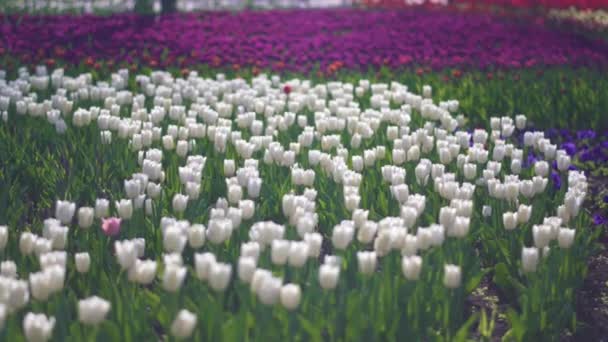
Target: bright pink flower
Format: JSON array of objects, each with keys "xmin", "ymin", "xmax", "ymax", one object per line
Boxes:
[{"xmin": 101, "ymin": 217, "xmax": 122, "ymax": 237}]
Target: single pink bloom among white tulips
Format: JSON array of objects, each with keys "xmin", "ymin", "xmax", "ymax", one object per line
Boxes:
[{"xmin": 101, "ymin": 217, "xmax": 122, "ymax": 237}]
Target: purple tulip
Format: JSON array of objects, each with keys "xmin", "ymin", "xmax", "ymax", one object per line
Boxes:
[
  {"xmin": 2, "ymin": 10, "xmax": 608, "ymax": 71},
  {"xmin": 593, "ymin": 214, "xmax": 607, "ymax": 226},
  {"xmin": 561, "ymin": 142, "xmax": 577, "ymax": 156},
  {"xmin": 550, "ymin": 171, "xmax": 561, "ymax": 190}
]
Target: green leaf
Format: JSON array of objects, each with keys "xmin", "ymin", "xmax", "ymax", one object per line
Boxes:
[
  {"xmin": 465, "ymin": 268, "xmax": 489, "ymax": 293},
  {"xmin": 503, "ymin": 309, "xmax": 526, "ymax": 342},
  {"xmin": 453, "ymin": 312, "xmax": 479, "ymax": 342},
  {"xmin": 297, "ymin": 315, "xmax": 322, "ymax": 342}
]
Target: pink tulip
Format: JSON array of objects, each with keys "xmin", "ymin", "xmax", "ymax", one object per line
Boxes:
[{"xmin": 101, "ymin": 217, "xmax": 122, "ymax": 237}]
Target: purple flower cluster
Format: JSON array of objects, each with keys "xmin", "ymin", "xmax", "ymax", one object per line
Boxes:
[
  {"xmin": 541, "ymin": 129, "xmax": 608, "ymax": 226},
  {"xmin": 2, "ymin": 9, "xmax": 608, "ymax": 71},
  {"xmin": 545, "ymin": 129, "xmax": 608, "ymax": 164}
]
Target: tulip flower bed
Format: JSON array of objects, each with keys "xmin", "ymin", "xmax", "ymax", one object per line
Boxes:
[
  {"xmin": 2, "ymin": 10, "xmax": 608, "ymax": 72},
  {"xmin": 0, "ymin": 64, "xmax": 603, "ymax": 341}
]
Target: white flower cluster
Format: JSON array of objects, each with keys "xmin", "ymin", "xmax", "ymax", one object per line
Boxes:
[{"xmin": 0, "ymin": 66, "xmax": 588, "ymax": 338}]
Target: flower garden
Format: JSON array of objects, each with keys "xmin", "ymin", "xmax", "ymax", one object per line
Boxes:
[{"xmin": 1, "ymin": 1, "xmax": 608, "ymax": 341}]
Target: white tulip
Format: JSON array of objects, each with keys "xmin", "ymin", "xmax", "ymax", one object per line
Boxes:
[
  {"xmin": 443, "ymin": 264, "xmax": 461, "ymax": 289},
  {"xmin": 503, "ymin": 212, "xmax": 518, "ymax": 231},
  {"xmin": 187, "ymin": 224, "xmax": 206, "ymax": 248},
  {"xmin": 280, "ymin": 283, "xmax": 301, "ymax": 310},
  {"xmin": 557, "ymin": 228, "xmax": 575, "ymax": 249},
  {"xmin": 194, "ymin": 252, "xmax": 216, "ymax": 281},
  {"xmin": 0, "ymin": 225, "xmax": 8, "ymax": 250},
  {"xmin": 238, "ymin": 257, "xmax": 257, "ymax": 283},
  {"xmin": 115, "ymin": 199, "xmax": 133, "ymax": 220},
  {"xmin": 162, "ymin": 264, "xmax": 187, "ymax": 292},
  {"xmin": 75, "ymin": 252, "xmax": 90, "ymax": 273},
  {"xmin": 95, "ymin": 198, "xmax": 110, "ymax": 218},
  {"xmin": 522, "ymin": 247, "xmax": 539, "ymax": 273},
  {"xmin": 170, "ymin": 309, "xmax": 197, "ymax": 339},
  {"xmin": 209, "ymin": 262, "xmax": 232, "ymax": 292},
  {"xmin": 172, "ymin": 194, "xmax": 189, "ymax": 213},
  {"xmin": 23, "ymin": 312, "xmax": 55, "ymax": 342},
  {"xmin": 55, "ymin": 200, "xmax": 75, "ymax": 224},
  {"xmin": 271, "ymin": 240, "xmax": 290, "ymax": 266},
  {"xmin": 77, "ymin": 207, "xmax": 94, "ymax": 229},
  {"xmin": 357, "ymin": 251, "xmax": 377, "ymax": 275},
  {"xmin": 78, "ymin": 296, "xmax": 111, "ymax": 326},
  {"xmin": 401, "ymin": 255, "xmax": 422, "ymax": 280},
  {"xmin": 319, "ymin": 264, "xmax": 340, "ymax": 290}
]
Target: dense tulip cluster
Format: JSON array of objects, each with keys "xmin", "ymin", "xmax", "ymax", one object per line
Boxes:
[
  {"xmin": 0, "ymin": 64, "xmax": 599, "ymax": 340},
  {"xmin": 2, "ymin": 10, "xmax": 608, "ymax": 71}
]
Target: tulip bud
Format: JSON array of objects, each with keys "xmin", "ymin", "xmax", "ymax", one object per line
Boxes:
[
  {"xmin": 357, "ymin": 251, "xmax": 377, "ymax": 275},
  {"xmin": 176, "ymin": 140, "xmax": 188, "ymax": 158},
  {"xmin": 20, "ymin": 232, "xmax": 36, "ymax": 256},
  {"xmin": 55, "ymin": 200, "xmax": 75, "ymax": 225},
  {"xmin": 534, "ymin": 161, "xmax": 549, "ymax": 177},
  {"xmin": 162, "ymin": 135, "xmax": 175, "ymax": 150},
  {"xmin": 439, "ymin": 207, "xmax": 456, "ymax": 229},
  {"xmin": 482, "ymin": 205, "xmax": 492, "ymax": 218},
  {"xmin": 95, "ymin": 199, "xmax": 110, "ymax": 218},
  {"xmin": 332, "ymin": 223, "xmax": 354, "ymax": 250},
  {"xmin": 319, "ymin": 264, "xmax": 339, "ymax": 290},
  {"xmin": 77, "ymin": 207, "xmax": 94, "ymax": 229},
  {"xmin": 280, "ymin": 283, "xmax": 302, "ymax": 310},
  {"xmin": 450, "ymin": 216, "xmax": 470, "ymax": 238},
  {"xmin": 557, "ymin": 228, "xmax": 575, "ymax": 249},
  {"xmin": 503, "ymin": 212, "xmax": 518, "ymax": 230},
  {"xmin": 443, "ymin": 264, "xmax": 461, "ymax": 289},
  {"xmin": 1, "ymin": 260, "xmax": 17, "ymax": 278},
  {"xmin": 124, "ymin": 179, "xmax": 141, "ymax": 199},
  {"xmin": 271, "ymin": 240, "xmax": 290, "ymax": 266},
  {"xmin": 194, "ymin": 252, "xmax": 216, "ymax": 281},
  {"xmin": 522, "ymin": 247, "xmax": 539, "ymax": 273},
  {"xmin": 515, "ymin": 115, "xmax": 526, "ymax": 130},
  {"xmin": 75, "ymin": 252, "xmax": 90, "ymax": 273},
  {"xmin": 78, "ymin": 296, "xmax": 111, "ymax": 326},
  {"xmin": 187, "ymin": 224, "xmax": 206, "ymax": 249},
  {"xmin": 557, "ymin": 154, "xmax": 571, "ymax": 172},
  {"xmin": 304, "ymin": 232, "xmax": 322, "ymax": 258},
  {"xmin": 172, "ymin": 194, "xmax": 189, "ymax": 213},
  {"xmin": 407, "ymin": 145, "xmax": 420, "ymax": 162},
  {"xmin": 227, "ymin": 185, "xmax": 243, "ymax": 204},
  {"xmin": 247, "ymin": 178, "xmax": 262, "ymax": 198},
  {"xmin": 170, "ymin": 309, "xmax": 197, "ymax": 339},
  {"xmin": 115, "ymin": 199, "xmax": 133, "ymax": 220},
  {"xmin": 163, "ymin": 226, "xmax": 187, "ymax": 254},
  {"xmin": 401, "ymin": 255, "xmax": 422, "ymax": 280},
  {"xmin": 162, "ymin": 264, "xmax": 187, "ymax": 292},
  {"xmin": 517, "ymin": 204, "xmax": 532, "ymax": 224},
  {"xmin": 238, "ymin": 257, "xmax": 257, "ymax": 283},
  {"xmin": 288, "ymin": 241, "xmax": 309, "ymax": 268},
  {"xmin": 0, "ymin": 304, "xmax": 5, "ymax": 330},
  {"xmin": 532, "ymin": 224, "xmax": 552, "ymax": 248},
  {"xmin": 0, "ymin": 225, "xmax": 8, "ymax": 250},
  {"xmin": 463, "ymin": 163, "xmax": 476, "ymax": 180},
  {"xmin": 258, "ymin": 275, "xmax": 282, "ymax": 305},
  {"xmin": 422, "ymin": 85, "xmax": 432, "ymax": 98},
  {"xmin": 209, "ymin": 262, "xmax": 232, "ymax": 292},
  {"xmin": 23, "ymin": 312, "xmax": 55, "ymax": 342},
  {"xmin": 115, "ymin": 240, "xmax": 137, "ymax": 270}
]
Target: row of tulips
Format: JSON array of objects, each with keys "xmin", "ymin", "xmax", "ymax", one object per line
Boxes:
[
  {"xmin": 0, "ymin": 65, "xmax": 600, "ymax": 340},
  {"xmin": 452, "ymin": 0, "xmax": 608, "ymax": 9},
  {"xmin": 2, "ymin": 10, "xmax": 608, "ymax": 73},
  {"xmin": 548, "ymin": 7, "xmax": 608, "ymax": 30}
]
